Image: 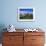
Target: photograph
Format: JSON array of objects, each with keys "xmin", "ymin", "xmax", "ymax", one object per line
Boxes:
[{"xmin": 18, "ymin": 7, "xmax": 35, "ymax": 21}]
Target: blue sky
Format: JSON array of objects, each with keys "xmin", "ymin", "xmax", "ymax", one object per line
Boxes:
[{"xmin": 20, "ymin": 9, "xmax": 33, "ymax": 14}]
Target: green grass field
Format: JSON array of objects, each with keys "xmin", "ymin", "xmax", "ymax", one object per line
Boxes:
[{"xmin": 20, "ymin": 14, "xmax": 33, "ymax": 19}]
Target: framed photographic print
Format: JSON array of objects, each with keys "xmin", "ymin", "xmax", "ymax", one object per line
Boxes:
[{"xmin": 17, "ymin": 7, "xmax": 35, "ymax": 21}]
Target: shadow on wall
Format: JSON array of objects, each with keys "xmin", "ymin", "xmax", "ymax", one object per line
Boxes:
[{"xmin": 0, "ymin": 24, "xmax": 7, "ymax": 43}]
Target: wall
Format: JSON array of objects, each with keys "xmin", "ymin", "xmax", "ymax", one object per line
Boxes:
[{"xmin": 0, "ymin": 0, "xmax": 46, "ymax": 30}]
